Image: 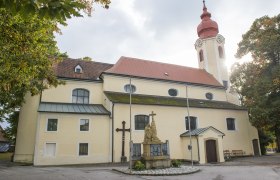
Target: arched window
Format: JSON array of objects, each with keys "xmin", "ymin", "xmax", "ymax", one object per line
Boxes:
[
  {"xmin": 218, "ymin": 46, "xmax": 224, "ymax": 58},
  {"xmin": 199, "ymin": 50, "xmax": 204, "ymax": 62},
  {"xmin": 72, "ymin": 88, "xmax": 89, "ymax": 104},
  {"xmin": 135, "ymin": 115, "xmax": 149, "ymax": 130},
  {"xmin": 185, "ymin": 116, "xmax": 197, "ymax": 130}
]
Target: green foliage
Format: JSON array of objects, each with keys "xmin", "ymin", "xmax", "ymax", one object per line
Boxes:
[
  {"xmin": 82, "ymin": 56, "xmax": 92, "ymax": 61},
  {"xmin": 0, "ymin": 9, "xmax": 63, "ymax": 118},
  {"xmin": 258, "ymin": 130, "xmax": 274, "ymax": 155},
  {"xmin": 171, "ymin": 159, "xmax": 182, "ymax": 167},
  {"xmin": 231, "ymin": 13, "xmax": 280, "ymax": 152},
  {"xmin": 0, "ymin": 0, "xmax": 111, "ymax": 24},
  {"xmin": 133, "ymin": 160, "xmax": 145, "ymax": 171},
  {"xmin": 3, "ymin": 111, "xmax": 19, "ymax": 144}
]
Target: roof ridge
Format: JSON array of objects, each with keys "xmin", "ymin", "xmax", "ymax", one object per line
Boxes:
[
  {"xmin": 65, "ymin": 58, "xmax": 113, "ymax": 66},
  {"xmin": 120, "ymin": 56, "xmax": 203, "ymax": 71}
]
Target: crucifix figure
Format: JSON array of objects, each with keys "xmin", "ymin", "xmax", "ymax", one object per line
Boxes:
[{"xmin": 116, "ymin": 121, "xmax": 130, "ymax": 162}]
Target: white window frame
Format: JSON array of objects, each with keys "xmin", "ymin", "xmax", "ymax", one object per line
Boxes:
[
  {"xmin": 185, "ymin": 116, "xmax": 199, "ymax": 131},
  {"xmin": 226, "ymin": 118, "xmax": 237, "ymax": 131},
  {"xmin": 46, "ymin": 118, "xmax": 58, "ymax": 132},
  {"xmin": 78, "ymin": 142, "xmax": 89, "ymax": 156},
  {"xmin": 75, "ymin": 65, "xmax": 83, "ymax": 73},
  {"xmin": 79, "ymin": 119, "xmax": 90, "ymax": 132}
]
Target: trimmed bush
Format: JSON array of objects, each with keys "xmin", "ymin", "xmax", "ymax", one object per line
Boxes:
[
  {"xmin": 133, "ymin": 160, "xmax": 145, "ymax": 171},
  {"xmin": 171, "ymin": 159, "xmax": 182, "ymax": 167}
]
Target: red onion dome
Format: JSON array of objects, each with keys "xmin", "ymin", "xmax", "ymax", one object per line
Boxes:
[{"xmin": 197, "ymin": 1, "xmax": 219, "ymax": 39}]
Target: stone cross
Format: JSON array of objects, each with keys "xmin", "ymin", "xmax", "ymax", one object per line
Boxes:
[
  {"xmin": 116, "ymin": 121, "xmax": 130, "ymax": 162},
  {"xmin": 149, "ymin": 111, "xmax": 156, "ymax": 121}
]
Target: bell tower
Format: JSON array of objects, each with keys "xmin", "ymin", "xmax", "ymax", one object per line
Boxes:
[{"xmin": 195, "ymin": 1, "xmax": 229, "ymax": 89}]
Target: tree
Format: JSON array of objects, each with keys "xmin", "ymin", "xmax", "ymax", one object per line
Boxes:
[
  {"xmin": 0, "ymin": 9, "xmax": 64, "ymax": 118},
  {"xmin": 3, "ymin": 111, "xmax": 19, "ymax": 144},
  {"xmin": 0, "ymin": 0, "xmax": 111, "ymax": 24},
  {"xmin": 0, "ymin": 1, "xmax": 111, "ymax": 119},
  {"xmin": 231, "ymin": 14, "xmax": 280, "ymax": 152}
]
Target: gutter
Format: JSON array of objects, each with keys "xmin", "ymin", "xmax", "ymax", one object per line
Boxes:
[
  {"xmin": 196, "ymin": 136, "xmax": 200, "ymax": 162},
  {"xmin": 111, "ymin": 103, "xmax": 115, "ymax": 163}
]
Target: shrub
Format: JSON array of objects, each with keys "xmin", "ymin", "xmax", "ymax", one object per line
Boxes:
[
  {"xmin": 171, "ymin": 159, "xmax": 182, "ymax": 167},
  {"xmin": 133, "ymin": 160, "xmax": 145, "ymax": 171}
]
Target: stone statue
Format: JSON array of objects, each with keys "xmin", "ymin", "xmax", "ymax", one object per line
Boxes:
[{"xmin": 143, "ymin": 111, "xmax": 161, "ymax": 144}]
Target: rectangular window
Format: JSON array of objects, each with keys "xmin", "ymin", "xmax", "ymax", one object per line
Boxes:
[
  {"xmin": 162, "ymin": 143, "xmax": 168, "ymax": 156},
  {"xmin": 223, "ymin": 80, "xmax": 228, "ymax": 90},
  {"xmin": 135, "ymin": 115, "xmax": 149, "ymax": 130},
  {"xmin": 185, "ymin": 116, "xmax": 197, "ymax": 131},
  {"xmin": 47, "ymin": 119, "xmax": 57, "ymax": 131},
  {"xmin": 79, "ymin": 143, "xmax": 88, "ymax": 156},
  {"xmin": 80, "ymin": 119, "xmax": 89, "ymax": 131},
  {"xmin": 226, "ymin": 118, "xmax": 236, "ymax": 130},
  {"xmin": 45, "ymin": 143, "xmax": 56, "ymax": 157},
  {"xmin": 132, "ymin": 143, "xmax": 141, "ymax": 157}
]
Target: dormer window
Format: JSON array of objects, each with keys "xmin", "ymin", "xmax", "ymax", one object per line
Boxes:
[{"xmin": 75, "ymin": 65, "xmax": 83, "ymax": 73}]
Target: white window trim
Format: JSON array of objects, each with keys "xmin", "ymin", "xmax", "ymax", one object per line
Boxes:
[
  {"xmin": 184, "ymin": 116, "xmax": 199, "ymax": 131},
  {"xmin": 78, "ymin": 142, "xmax": 89, "ymax": 156},
  {"xmin": 79, "ymin": 118, "xmax": 90, "ymax": 132},
  {"xmin": 44, "ymin": 142, "xmax": 57, "ymax": 158},
  {"xmin": 133, "ymin": 113, "xmax": 150, "ymax": 132},
  {"xmin": 46, "ymin": 117, "xmax": 58, "ymax": 132},
  {"xmin": 75, "ymin": 65, "xmax": 83, "ymax": 73},
  {"xmin": 71, "ymin": 88, "xmax": 91, "ymax": 104}
]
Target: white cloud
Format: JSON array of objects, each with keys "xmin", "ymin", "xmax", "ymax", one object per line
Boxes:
[{"xmin": 55, "ymin": 0, "xmax": 280, "ymax": 69}]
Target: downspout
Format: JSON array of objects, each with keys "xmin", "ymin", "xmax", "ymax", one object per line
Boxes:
[
  {"xmin": 111, "ymin": 103, "xmax": 115, "ymax": 162},
  {"xmin": 196, "ymin": 136, "xmax": 200, "ymax": 163}
]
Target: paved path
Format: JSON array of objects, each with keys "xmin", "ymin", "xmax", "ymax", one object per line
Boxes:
[{"xmin": 0, "ymin": 153, "xmax": 279, "ymax": 180}]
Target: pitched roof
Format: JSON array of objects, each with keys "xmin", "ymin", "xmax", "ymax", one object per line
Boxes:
[
  {"xmin": 104, "ymin": 91, "xmax": 247, "ymax": 110},
  {"xmin": 54, "ymin": 58, "xmax": 113, "ymax": 81},
  {"xmin": 104, "ymin": 56, "xmax": 223, "ymax": 87},
  {"xmin": 180, "ymin": 126, "xmax": 225, "ymax": 137},
  {"xmin": 38, "ymin": 102, "xmax": 111, "ymax": 115}
]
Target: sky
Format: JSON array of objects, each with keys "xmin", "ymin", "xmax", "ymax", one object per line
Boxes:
[
  {"xmin": 55, "ymin": 0, "xmax": 280, "ymax": 69},
  {"xmin": 1, "ymin": 0, "xmax": 280, "ymax": 129}
]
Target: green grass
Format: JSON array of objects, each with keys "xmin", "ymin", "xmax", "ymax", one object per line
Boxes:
[{"xmin": 0, "ymin": 152, "xmax": 13, "ymax": 161}]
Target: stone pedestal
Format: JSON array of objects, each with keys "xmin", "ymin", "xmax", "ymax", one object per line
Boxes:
[{"xmin": 141, "ymin": 111, "xmax": 171, "ymax": 169}]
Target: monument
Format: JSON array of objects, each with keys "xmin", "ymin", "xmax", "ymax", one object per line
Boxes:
[
  {"xmin": 142, "ymin": 111, "xmax": 171, "ymax": 169},
  {"xmin": 116, "ymin": 121, "xmax": 130, "ymax": 162}
]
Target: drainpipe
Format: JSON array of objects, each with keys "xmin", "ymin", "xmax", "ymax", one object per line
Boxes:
[
  {"xmin": 111, "ymin": 103, "xmax": 115, "ymax": 162},
  {"xmin": 196, "ymin": 136, "xmax": 200, "ymax": 163}
]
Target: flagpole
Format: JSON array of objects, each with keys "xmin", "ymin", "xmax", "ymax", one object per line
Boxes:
[
  {"xmin": 186, "ymin": 85, "xmax": 193, "ymax": 167},
  {"xmin": 129, "ymin": 77, "xmax": 132, "ymax": 173}
]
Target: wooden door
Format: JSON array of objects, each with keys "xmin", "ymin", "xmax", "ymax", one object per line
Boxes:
[
  {"xmin": 206, "ymin": 140, "xmax": 217, "ymax": 163},
  {"xmin": 252, "ymin": 139, "xmax": 260, "ymax": 156}
]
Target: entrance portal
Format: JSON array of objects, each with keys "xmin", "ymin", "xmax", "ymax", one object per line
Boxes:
[{"xmin": 206, "ymin": 139, "xmax": 217, "ymax": 163}]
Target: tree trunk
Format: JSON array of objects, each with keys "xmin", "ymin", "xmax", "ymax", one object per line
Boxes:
[{"xmin": 276, "ymin": 134, "xmax": 280, "ymax": 152}]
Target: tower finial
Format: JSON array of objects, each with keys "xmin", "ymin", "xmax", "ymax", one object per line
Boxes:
[{"xmin": 203, "ymin": 0, "xmax": 207, "ymax": 10}]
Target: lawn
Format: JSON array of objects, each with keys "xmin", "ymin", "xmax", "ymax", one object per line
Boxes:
[{"xmin": 0, "ymin": 152, "xmax": 13, "ymax": 161}]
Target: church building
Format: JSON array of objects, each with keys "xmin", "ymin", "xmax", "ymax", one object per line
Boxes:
[{"xmin": 14, "ymin": 2, "xmax": 260, "ymax": 165}]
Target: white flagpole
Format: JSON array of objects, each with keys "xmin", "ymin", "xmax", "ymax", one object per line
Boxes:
[
  {"xmin": 186, "ymin": 85, "xmax": 193, "ymax": 167},
  {"xmin": 129, "ymin": 77, "xmax": 132, "ymax": 173}
]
